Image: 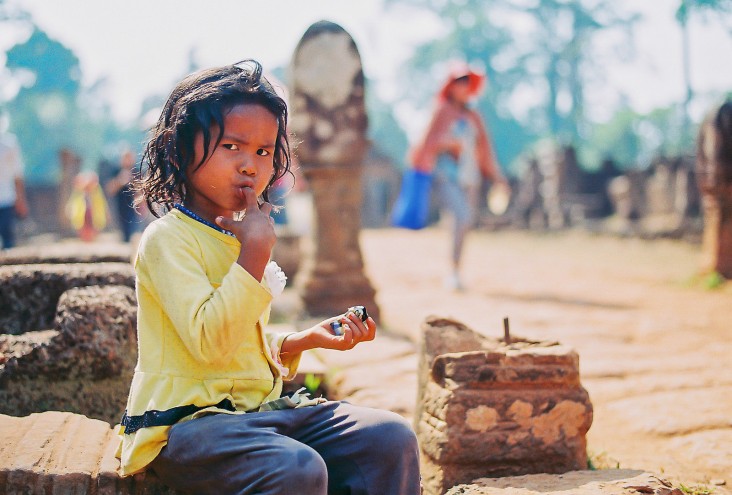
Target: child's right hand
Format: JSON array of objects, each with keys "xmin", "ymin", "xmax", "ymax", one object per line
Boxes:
[{"xmin": 216, "ymin": 187, "xmax": 276, "ymax": 281}]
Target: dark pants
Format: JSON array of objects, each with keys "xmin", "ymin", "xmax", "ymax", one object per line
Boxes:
[
  {"xmin": 116, "ymin": 189, "xmax": 142, "ymax": 243},
  {"xmin": 0, "ymin": 205, "xmax": 16, "ymax": 249},
  {"xmin": 149, "ymin": 401, "xmax": 421, "ymax": 495}
]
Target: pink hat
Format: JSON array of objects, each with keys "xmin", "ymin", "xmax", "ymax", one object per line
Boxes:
[{"xmin": 437, "ymin": 61, "xmax": 486, "ymax": 101}]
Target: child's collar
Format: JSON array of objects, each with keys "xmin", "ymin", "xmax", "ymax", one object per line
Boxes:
[{"xmin": 173, "ymin": 204, "xmax": 236, "ymax": 238}]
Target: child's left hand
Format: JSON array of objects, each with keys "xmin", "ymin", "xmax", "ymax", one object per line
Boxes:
[
  {"xmin": 279, "ymin": 310, "xmax": 377, "ymax": 357},
  {"xmin": 312, "ymin": 311, "xmax": 376, "ymax": 351}
]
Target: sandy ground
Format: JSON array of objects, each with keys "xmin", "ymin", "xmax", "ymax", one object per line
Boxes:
[
  {"xmin": 14, "ymin": 225, "xmax": 729, "ymax": 490},
  {"xmin": 348, "ymin": 227, "xmax": 731, "ymax": 489}
]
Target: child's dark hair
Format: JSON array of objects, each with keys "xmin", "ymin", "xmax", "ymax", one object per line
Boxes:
[{"xmin": 138, "ymin": 59, "xmax": 292, "ymax": 216}]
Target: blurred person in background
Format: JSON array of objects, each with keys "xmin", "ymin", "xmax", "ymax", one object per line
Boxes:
[
  {"xmin": 66, "ymin": 171, "xmax": 109, "ymax": 242},
  {"xmin": 0, "ymin": 111, "xmax": 29, "ymax": 249},
  {"xmin": 409, "ymin": 61, "xmax": 508, "ymax": 291},
  {"xmin": 105, "ymin": 147, "xmax": 144, "ymax": 242}
]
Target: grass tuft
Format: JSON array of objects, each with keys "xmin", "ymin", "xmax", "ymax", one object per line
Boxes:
[
  {"xmin": 678, "ymin": 483, "xmax": 715, "ymax": 495},
  {"xmin": 587, "ymin": 451, "xmax": 620, "ymax": 470}
]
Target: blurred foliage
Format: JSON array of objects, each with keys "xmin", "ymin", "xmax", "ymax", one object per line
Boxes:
[
  {"xmin": 385, "ymin": 0, "xmax": 640, "ymax": 173},
  {"xmin": 1, "ymin": 13, "xmax": 144, "ymax": 185},
  {"xmin": 676, "ymin": 0, "xmax": 732, "ymax": 24},
  {"xmin": 385, "ymin": 0, "xmax": 731, "ymax": 175},
  {"xmin": 675, "ymin": 0, "xmax": 732, "ymax": 132},
  {"xmin": 366, "ymin": 79, "xmax": 410, "ymax": 169},
  {"xmin": 581, "ymin": 103, "xmax": 693, "ymax": 170},
  {"xmin": 2, "ymin": 0, "xmax": 731, "ymax": 187}
]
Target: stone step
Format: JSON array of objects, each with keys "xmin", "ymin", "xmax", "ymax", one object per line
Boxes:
[
  {"xmin": 0, "ymin": 350, "xmax": 330, "ymax": 494},
  {"xmin": 445, "ymin": 469, "xmax": 684, "ymax": 495},
  {"xmin": 0, "ymin": 411, "xmax": 177, "ymax": 494},
  {"xmin": 0, "ymin": 412, "xmax": 683, "ymax": 495}
]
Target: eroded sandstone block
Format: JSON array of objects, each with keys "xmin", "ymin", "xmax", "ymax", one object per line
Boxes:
[
  {"xmin": 416, "ymin": 316, "xmax": 593, "ymax": 495},
  {"xmin": 0, "ymin": 242, "xmax": 132, "ymax": 266},
  {"xmin": 0, "ymin": 411, "xmax": 180, "ymax": 494},
  {"xmin": 445, "ymin": 470, "xmax": 683, "ymax": 495},
  {"xmin": 0, "ymin": 285, "xmax": 137, "ymax": 424},
  {"xmin": 0, "ymin": 262, "xmax": 134, "ymax": 335}
]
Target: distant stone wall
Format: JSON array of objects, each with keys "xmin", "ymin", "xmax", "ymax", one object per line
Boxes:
[{"xmin": 508, "ymin": 144, "xmax": 702, "ymax": 240}]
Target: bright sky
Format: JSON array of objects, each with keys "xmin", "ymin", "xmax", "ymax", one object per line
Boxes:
[{"xmin": 2, "ymin": 0, "xmax": 732, "ymax": 138}]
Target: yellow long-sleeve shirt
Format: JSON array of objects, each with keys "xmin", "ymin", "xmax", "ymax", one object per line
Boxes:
[{"xmin": 117, "ymin": 209, "xmax": 301, "ymax": 476}]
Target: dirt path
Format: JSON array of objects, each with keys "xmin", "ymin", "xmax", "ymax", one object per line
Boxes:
[
  {"xmin": 17, "ymin": 226, "xmax": 728, "ymax": 489},
  {"xmin": 353, "ymin": 227, "xmax": 731, "ymax": 489}
]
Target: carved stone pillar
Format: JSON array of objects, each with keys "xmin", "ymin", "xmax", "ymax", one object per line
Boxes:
[
  {"xmin": 289, "ymin": 20, "xmax": 379, "ymax": 319},
  {"xmin": 696, "ymin": 102, "xmax": 732, "ymax": 278}
]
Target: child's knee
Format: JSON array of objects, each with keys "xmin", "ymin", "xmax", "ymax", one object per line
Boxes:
[
  {"xmin": 371, "ymin": 412, "xmax": 419, "ymax": 454},
  {"xmin": 274, "ymin": 445, "xmax": 328, "ymax": 493},
  {"xmin": 332, "ymin": 404, "xmax": 420, "ymax": 463}
]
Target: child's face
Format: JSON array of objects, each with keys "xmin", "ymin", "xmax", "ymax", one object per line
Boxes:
[
  {"xmin": 447, "ymin": 79, "xmax": 473, "ymax": 104},
  {"xmin": 186, "ymin": 103, "xmax": 278, "ymax": 222}
]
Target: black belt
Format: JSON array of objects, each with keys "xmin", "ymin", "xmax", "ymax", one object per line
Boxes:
[{"xmin": 120, "ymin": 398, "xmax": 236, "ymax": 434}]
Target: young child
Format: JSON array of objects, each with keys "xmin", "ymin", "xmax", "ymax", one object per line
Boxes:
[
  {"xmin": 410, "ymin": 61, "xmax": 508, "ymax": 291},
  {"xmin": 116, "ymin": 59, "xmax": 421, "ymax": 494}
]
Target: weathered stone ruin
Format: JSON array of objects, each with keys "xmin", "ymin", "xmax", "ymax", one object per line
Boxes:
[
  {"xmin": 289, "ymin": 20, "xmax": 380, "ymax": 320},
  {"xmin": 416, "ymin": 316, "xmax": 593, "ymax": 495},
  {"xmin": 509, "ymin": 142, "xmax": 702, "ymax": 240},
  {"xmin": 0, "ymin": 262, "xmax": 133, "ymax": 336},
  {"xmin": 445, "ymin": 470, "xmax": 685, "ymax": 495},
  {"xmin": 0, "ymin": 260, "xmax": 136, "ymax": 424},
  {"xmin": 0, "ymin": 242, "xmax": 132, "ymax": 266},
  {"xmin": 696, "ymin": 100, "xmax": 732, "ymax": 277}
]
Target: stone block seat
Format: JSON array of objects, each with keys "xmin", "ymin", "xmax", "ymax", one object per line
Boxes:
[
  {"xmin": 0, "ymin": 242, "xmax": 133, "ymax": 266},
  {"xmin": 0, "ymin": 411, "xmax": 179, "ymax": 494},
  {"xmin": 0, "ymin": 262, "xmax": 134, "ymax": 336},
  {"xmin": 1, "ymin": 262, "xmax": 137, "ymax": 424}
]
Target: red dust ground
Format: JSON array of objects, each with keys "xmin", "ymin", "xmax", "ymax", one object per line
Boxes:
[{"xmin": 355, "ymin": 227, "xmax": 731, "ymax": 490}]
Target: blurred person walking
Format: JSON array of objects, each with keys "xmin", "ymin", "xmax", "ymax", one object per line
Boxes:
[
  {"xmin": 0, "ymin": 114, "xmax": 29, "ymax": 249},
  {"xmin": 104, "ymin": 148, "xmax": 144, "ymax": 242},
  {"xmin": 409, "ymin": 61, "xmax": 508, "ymax": 290},
  {"xmin": 66, "ymin": 171, "xmax": 109, "ymax": 242}
]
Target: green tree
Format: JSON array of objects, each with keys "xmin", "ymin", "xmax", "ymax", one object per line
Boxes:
[
  {"xmin": 366, "ymin": 79, "xmax": 410, "ymax": 170},
  {"xmin": 384, "ymin": 0, "xmax": 637, "ymax": 173},
  {"xmin": 4, "ymin": 27, "xmax": 85, "ymax": 184},
  {"xmin": 3, "ymin": 23, "xmax": 143, "ymax": 185},
  {"xmin": 675, "ymin": 0, "xmax": 732, "ymax": 139}
]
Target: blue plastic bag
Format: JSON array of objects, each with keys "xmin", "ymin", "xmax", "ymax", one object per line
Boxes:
[{"xmin": 390, "ymin": 169, "xmax": 433, "ymax": 230}]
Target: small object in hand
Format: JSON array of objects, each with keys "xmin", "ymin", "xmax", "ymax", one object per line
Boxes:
[
  {"xmin": 329, "ymin": 321, "xmax": 344, "ymax": 336},
  {"xmin": 347, "ymin": 305, "xmax": 369, "ymax": 322},
  {"xmin": 329, "ymin": 306, "xmax": 368, "ymax": 336}
]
